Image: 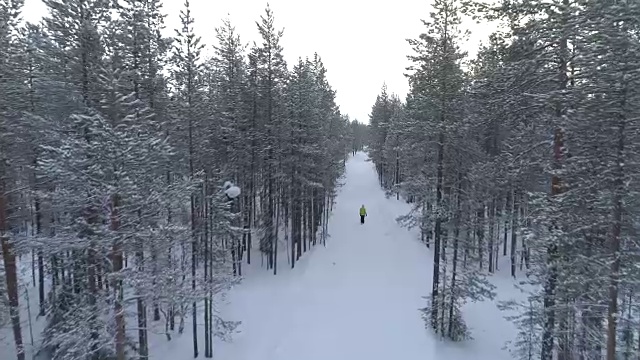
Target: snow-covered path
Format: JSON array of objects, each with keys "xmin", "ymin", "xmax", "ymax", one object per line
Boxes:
[{"xmin": 214, "ymin": 152, "xmax": 439, "ymax": 360}]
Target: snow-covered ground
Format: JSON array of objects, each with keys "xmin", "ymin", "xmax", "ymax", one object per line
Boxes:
[
  {"xmin": 0, "ymin": 255, "xmax": 49, "ymax": 360},
  {"xmin": 1, "ymin": 152, "xmax": 524, "ymax": 360},
  {"xmin": 209, "ymin": 151, "xmax": 522, "ymax": 360}
]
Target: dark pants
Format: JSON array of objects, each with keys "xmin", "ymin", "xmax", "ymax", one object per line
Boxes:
[{"xmin": 360, "ymin": 215, "xmax": 365, "ymax": 224}]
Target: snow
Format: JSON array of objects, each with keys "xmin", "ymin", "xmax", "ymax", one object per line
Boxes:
[
  {"xmin": 224, "ymin": 185, "xmax": 241, "ymax": 199},
  {"xmin": 210, "ymin": 152, "xmax": 522, "ymax": 360},
  {"xmin": 0, "ymin": 152, "xmax": 524, "ymax": 360},
  {"xmin": 0, "ymin": 255, "xmax": 49, "ymax": 360}
]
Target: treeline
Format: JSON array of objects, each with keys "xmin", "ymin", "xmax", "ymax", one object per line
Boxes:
[
  {"xmin": 348, "ymin": 118, "xmax": 368, "ymax": 155},
  {"xmin": 0, "ymin": 0, "xmax": 355, "ymax": 359},
  {"xmin": 368, "ymin": 0, "xmax": 640, "ymax": 358}
]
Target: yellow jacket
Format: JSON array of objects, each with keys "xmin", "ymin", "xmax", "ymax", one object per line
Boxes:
[{"xmin": 359, "ymin": 206, "xmax": 367, "ymax": 216}]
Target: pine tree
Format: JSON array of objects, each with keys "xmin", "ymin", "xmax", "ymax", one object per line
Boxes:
[
  {"xmin": 1, "ymin": 1, "xmax": 29, "ymax": 359},
  {"xmin": 405, "ymin": 0, "xmax": 469, "ymax": 337},
  {"xmin": 253, "ymin": 4, "xmax": 288, "ymax": 269},
  {"xmin": 170, "ymin": 0, "xmax": 206, "ymax": 356},
  {"xmin": 210, "ymin": 17, "xmax": 250, "ymax": 278}
]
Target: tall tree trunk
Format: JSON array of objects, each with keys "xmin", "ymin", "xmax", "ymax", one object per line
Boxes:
[
  {"xmin": 290, "ymin": 166, "xmax": 296, "ymax": 268},
  {"xmin": 541, "ymin": 1, "xmax": 569, "ymax": 353},
  {"xmin": 520, "ymin": 199, "xmax": 530, "ymax": 270},
  {"xmin": 303, "ymin": 191, "xmax": 308, "ymax": 254},
  {"xmin": 606, "ymin": 84, "xmax": 626, "ymax": 360},
  {"xmin": 395, "ymin": 144, "xmax": 400, "ymax": 200},
  {"xmin": 137, "ymin": 295, "xmax": 148, "ymax": 360},
  {"xmin": 248, "ymin": 95, "xmax": 256, "ymax": 265},
  {"xmin": 541, "ymin": 128, "xmax": 564, "ymax": 360},
  {"xmin": 557, "ymin": 301, "xmax": 569, "ymax": 360},
  {"xmin": 204, "ymin": 181, "xmax": 211, "ymax": 357},
  {"xmin": 431, "ymin": 132, "xmax": 444, "ymax": 331},
  {"xmin": 1, "ymin": 180, "xmax": 25, "ymax": 360},
  {"xmin": 495, "ymin": 194, "xmax": 502, "ymax": 260},
  {"xmin": 311, "ymin": 193, "xmax": 316, "ymax": 246},
  {"xmin": 136, "ymin": 241, "xmax": 148, "ymax": 360},
  {"xmin": 323, "ymin": 192, "xmax": 329, "ymax": 246},
  {"xmin": 35, "ymin": 192, "xmax": 45, "ymax": 316},
  {"xmin": 503, "ymin": 190, "xmax": 510, "ymax": 256},
  {"xmin": 476, "ymin": 204, "xmax": 485, "ymax": 270},
  {"xmin": 208, "ymin": 194, "xmax": 214, "ymax": 354},
  {"xmin": 488, "ymin": 199, "xmax": 495, "ymax": 273},
  {"xmin": 87, "ymin": 233, "xmax": 99, "ymax": 358},
  {"xmin": 447, "ymin": 177, "xmax": 462, "ymax": 339},
  {"xmin": 440, "ymin": 222, "xmax": 447, "ymax": 337},
  {"xmin": 152, "ymin": 240, "xmax": 160, "ymax": 321},
  {"xmin": 111, "ymin": 195, "xmax": 126, "ymax": 360},
  {"xmin": 510, "ymin": 190, "xmax": 518, "ymax": 278},
  {"xmin": 425, "ymin": 201, "xmax": 432, "ymax": 248},
  {"xmin": 295, "ymin": 183, "xmax": 302, "ymax": 261},
  {"xmin": 165, "ymin": 170, "xmax": 176, "ymax": 331},
  {"xmin": 188, "ymin": 82, "xmax": 199, "ymax": 357},
  {"xmin": 191, "ymin": 195, "xmax": 198, "ymax": 358},
  {"xmin": 311, "ymin": 188, "xmax": 315, "ymax": 246},
  {"xmin": 274, "ymin": 194, "xmax": 279, "ymax": 275}
]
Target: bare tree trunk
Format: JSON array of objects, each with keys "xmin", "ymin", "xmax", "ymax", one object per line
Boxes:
[
  {"xmin": 152, "ymin": 241, "xmax": 160, "ymax": 321},
  {"xmin": 525, "ymin": 215, "xmax": 531, "ymax": 268},
  {"xmin": 137, "ymin": 241, "xmax": 148, "ymax": 360},
  {"xmin": 431, "ymin": 132, "xmax": 444, "ymax": 331},
  {"xmin": 557, "ymin": 303, "xmax": 570, "ymax": 360},
  {"xmin": 208, "ymin": 192, "xmax": 215, "ymax": 353},
  {"xmin": 302, "ymin": 189, "xmax": 308, "ymax": 254},
  {"xmin": 323, "ymin": 191, "xmax": 329, "ymax": 246},
  {"xmin": 447, "ymin": 177, "xmax": 462, "ymax": 339},
  {"xmin": 290, "ymin": 166, "xmax": 296, "ymax": 268},
  {"xmin": 395, "ymin": 144, "xmax": 400, "ymax": 200},
  {"xmin": 476, "ymin": 203, "xmax": 485, "ymax": 271},
  {"xmin": 606, "ymin": 85, "xmax": 626, "ymax": 360},
  {"xmin": 191, "ymin": 195, "xmax": 198, "ymax": 358},
  {"xmin": 311, "ymin": 193, "xmax": 316, "ymax": 246},
  {"xmin": 188, "ymin": 91, "xmax": 199, "ymax": 358},
  {"xmin": 86, "ymin": 238, "xmax": 101, "ymax": 359},
  {"xmin": 244, "ymin": 182, "xmax": 252, "ymax": 266},
  {"xmin": 0, "ymin": 155, "xmax": 25, "ymax": 360},
  {"xmin": 541, "ymin": 1, "xmax": 569, "ymax": 352},
  {"xmin": 295, "ymin": 183, "xmax": 302, "ymax": 261},
  {"xmin": 503, "ymin": 190, "xmax": 510, "ymax": 256},
  {"xmin": 274, "ymin": 195, "xmax": 279, "ymax": 275},
  {"xmin": 440, "ymin": 223, "xmax": 447, "ymax": 337},
  {"xmin": 510, "ymin": 190, "xmax": 518, "ymax": 278},
  {"xmin": 30, "ymin": 248, "xmax": 35, "ymax": 286},
  {"xmin": 495, "ymin": 194, "xmax": 502, "ymax": 260},
  {"xmin": 420, "ymin": 202, "xmax": 426, "ymax": 244},
  {"xmin": 463, "ymin": 227, "xmax": 471, "ymax": 269},
  {"xmin": 426, "ymin": 201, "xmax": 432, "ymax": 248},
  {"xmin": 488, "ymin": 199, "xmax": 495, "ymax": 273},
  {"xmin": 204, "ymin": 180, "xmax": 211, "ymax": 357},
  {"xmin": 541, "ymin": 130, "xmax": 564, "ymax": 360},
  {"xmin": 521, "ymin": 199, "xmax": 530, "ymax": 270},
  {"xmin": 166, "ymin": 171, "xmax": 175, "ymax": 332},
  {"xmin": 111, "ymin": 195, "xmax": 126, "ymax": 360},
  {"xmin": 1, "ymin": 192, "xmax": 26, "ymax": 360},
  {"xmin": 32, "ymin": 187, "xmax": 46, "ymax": 317}
]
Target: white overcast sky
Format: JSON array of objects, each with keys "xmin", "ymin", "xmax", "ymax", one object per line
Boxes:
[{"xmin": 22, "ymin": 0, "xmax": 496, "ymax": 123}]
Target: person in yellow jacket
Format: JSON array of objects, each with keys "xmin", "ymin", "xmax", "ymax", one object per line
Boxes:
[{"xmin": 359, "ymin": 205, "xmax": 367, "ymax": 224}]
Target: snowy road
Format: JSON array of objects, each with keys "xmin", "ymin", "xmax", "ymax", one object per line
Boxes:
[{"xmin": 214, "ymin": 152, "xmax": 439, "ymax": 360}]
